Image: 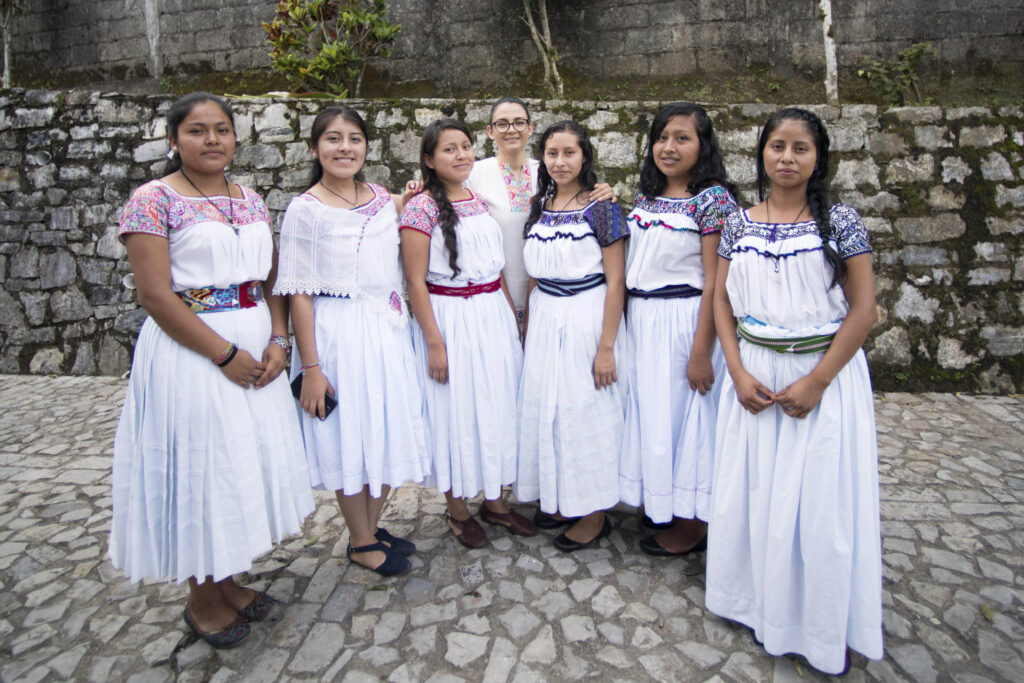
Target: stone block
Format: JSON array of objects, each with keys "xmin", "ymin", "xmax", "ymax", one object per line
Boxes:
[
  {"xmin": 981, "ymin": 152, "xmax": 1014, "ymax": 181},
  {"xmin": 927, "ymin": 186, "xmax": 964, "ymax": 210},
  {"xmin": 133, "ymin": 140, "xmax": 168, "ymax": 163},
  {"xmin": 893, "ymin": 282, "xmax": 939, "ymax": 323},
  {"xmin": 50, "ymin": 207, "xmax": 77, "ymax": 231},
  {"xmin": 863, "ymin": 217, "xmax": 892, "ymax": 234},
  {"xmin": 374, "ymin": 108, "xmax": 408, "ymax": 130},
  {"xmin": 233, "ymin": 144, "xmax": 283, "ymax": 170},
  {"xmin": 980, "ymin": 325, "xmax": 1024, "ymax": 356},
  {"xmin": 967, "ymin": 268, "xmax": 1010, "ymax": 285},
  {"xmin": 0, "ymin": 167, "xmax": 19, "ymax": 192},
  {"xmin": 973, "ymin": 242, "xmax": 1008, "ymax": 263},
  {"xmin": 959, "ymin": 125, "xmax": 1005, "ymax": 147},
  {"xmin": 937, "ymin": 338, "xmax": 978, "ymax": 370},
  {"xmin": 389, "ymin": 130, "xmax": 422, "ymax": 165},
  {"xmin": 94, "ymin": 99, "xmax": 146, "ymax": 124},
  {"xmin": 29, "ymin": 348, "xmax": 63, "ymax": 374},
  {"xmin": 995, "ymin": 185, "xmax": 1024, "ymax": 208},
  {"xmin": 718, "ymin": 126, "xmax": 759, "ymax": 152},
  {"xmin": 833, "ymin": 158, "xmax": 880, "ymax": 190},
  {"xmin": 894, "ymin": 215, "xmax": 965, "ymax": 244},
  {"xmin": 583, "ymin": 110, "xmax": 619, "ymax": 131},
  {"xmin": 413, "ymin": 108, "xmax": 445, "ymax": 127},
  {"xmin": 95, "ymin": 225, "xmax": 126, "ymax": 260},
  {"xmin": 901, "ymin": 246, "xmax": 949, "ymax": 267},
  {"xmin": 12, "ymin": 108, "xmax": 55, "ymax": 128},
  {"xmin": 913, "ymin": 126, "xmax": 952, "ymax": 150},
  {"xmin": 839, "ymin": 191, "xmax": 900, "ymax": 213},
  {"xmin": 830, "ymin": 118, "xmax": 867, "ymax": 151},
  {"xmin": 885, "ymin": 155, "xmax": 934, "ymax": 184},
  {"xmin": 58, "ymin": 166, "xmax": 92, "ymax": 182},
  {"xmin": 39, "ymin": 250, "xmax": 77, "ymax": 289},
  {"xmin": 594, "ymin": 132, "xmax": 637, "ymax": 168},
  {"xmin": 97, "ymin": 335, "xmax": 130, "ymax": 376},
  {"xmin": 28, "ymin": 165, "xmax": 55, "ymax": 189},
  {"xmin": 940, "ymin": 156, "xmax": 971, "ymax": 184},
  {"xmin": 867, "ymin": 132, "xmax": 907, "ymax": 157},
  {"xmin": 0, "ymin": 288, "xmax": 28, "ymax": 328},
  {"xmin": 50, "ymin": 286, "xmax": 93, "ymax": 322},
  {"xmin": 886, "ymin": 107, "xmax": 942, "ymax": 123},
  {"xmin": 10, "ymin": 246, "xmax": 40, "ymax": 279}
]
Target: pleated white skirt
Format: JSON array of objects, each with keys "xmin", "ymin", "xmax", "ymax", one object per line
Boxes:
[
  {"xmin": 619, "ymin": 296, "xmax": 725, "ymax": 523},
  {"xmin": 516, "ymin": 285, "xmax": 626, "ymax": 518},
  {"xmin": 705, "ymin": 343, "xmax": 883, "ymax": 674},
  {"xmin": 290, "ymin": 296, "xmax": 429, "ymax": 496},
  {"xmin": 411, "ymin": 289, "xmax": 522, "ymax": 499},
  {"xmin": 109, "ymin": 302, "xmax": 314, "ymax": 584}
]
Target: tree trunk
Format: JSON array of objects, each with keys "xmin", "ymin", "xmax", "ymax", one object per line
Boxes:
[
  {"xmin": 523, "ymin": 0, "xmax": 563, "ymax": 98},
  {"xmin": 1, "ymin": 19, "xmax": 12, "ymax": 88},
  {"xmin": 819, "ymin": 0, "xmax": 839, "ymax": 106}
]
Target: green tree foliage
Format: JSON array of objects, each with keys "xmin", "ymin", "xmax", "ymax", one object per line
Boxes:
[
  {"xmin": 263, "ymin": 0, "xmax": 400, "ymax": 97},
  {"xmin": 857, "ymin": 42, "xmax": 936, "ymax": 106}
]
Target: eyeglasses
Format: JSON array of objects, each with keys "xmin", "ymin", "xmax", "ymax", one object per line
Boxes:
[{"xmin": 490, "ymin": 118, "xmax": 530, "ymax": 133}]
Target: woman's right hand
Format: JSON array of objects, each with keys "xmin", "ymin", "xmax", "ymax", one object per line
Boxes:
[
  {"xmin": 733, "ymin": 368, "xmax": 774, "ymax": 414},
  {"xmin": 299, "ymin": 367, "xmax": 336, "ymax": 419},
  {"xmin": 428, "ymin": 340, "xmax": 449, "ymax": 384},
  {"xmin": 220, "ymin": 348, "xmax": 264, "ymax": 388}
]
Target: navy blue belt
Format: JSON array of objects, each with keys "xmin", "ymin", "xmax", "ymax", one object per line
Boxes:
[
  {"xmin": 628, "ymin": 284, "xmax": 702, "ymax": 299},
  {"xmin": 536, "ymin": 273, "xmax": 606, "ymax": 297}
]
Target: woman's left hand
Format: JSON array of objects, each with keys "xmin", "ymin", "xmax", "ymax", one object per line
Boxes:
[
  {"xmin": 402, "ymin": 180, "xmax": 423, "ymax": 202},
  {"xmin": 593, "ymin": 346, "xmax": 617, "ymax": 389},
  {"xmin": 774, "ymin": 374, "xmax": 828, "ymax": 418},
  {"xmin": 588, "ymin": 183, "xmax": 617, "ymax": 204},
  {"xmin": 254, "ymin": 343, "xmax": 288, "ymax": 388}
]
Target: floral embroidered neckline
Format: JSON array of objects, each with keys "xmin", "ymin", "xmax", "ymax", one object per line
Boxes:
[{"xmin": 498, "ymin": 159, "xmax": 533, "ymax": 212}]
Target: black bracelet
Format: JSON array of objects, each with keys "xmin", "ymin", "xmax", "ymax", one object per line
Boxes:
[{"xmin": 215, "ymin": 343, "xmax": 238, "ymax": 367}]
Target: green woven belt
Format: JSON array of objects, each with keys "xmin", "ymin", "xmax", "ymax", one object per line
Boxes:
[{"xmin": 737, "ymin": 320, "xmax": 834, "ymax": 355}]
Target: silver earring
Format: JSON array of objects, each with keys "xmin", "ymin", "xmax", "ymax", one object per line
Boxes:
[{"xmin": 166, "ymin": 148, "xmax": 175, "ymax": 160}]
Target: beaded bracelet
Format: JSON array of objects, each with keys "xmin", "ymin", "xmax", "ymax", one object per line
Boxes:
[
  {"xmin": 269, "ymin": 334, "xmax": 291, "ymax": 353},
  {"xmin": 214, "ymin": 342, "xmax": 238, "ymax": 367}
]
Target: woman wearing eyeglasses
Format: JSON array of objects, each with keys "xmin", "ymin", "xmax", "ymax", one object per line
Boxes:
[{"xmin": 466, "ymin": 98, "xmax": 614, "ymax": 339}]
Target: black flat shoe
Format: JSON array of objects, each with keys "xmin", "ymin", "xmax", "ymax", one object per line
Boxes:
[
  {"xmin": 639, "ymin": 533, "xmax": 707, "ymax": 557},
  {"xmin": 533, "ymin": 509, "xmax": 579, "ymax": 530},
  {"xmin": 553, "ymin": 516, "xmax": 612, "ymax": 552},
  {"xmin": 375, "ymin": 527, "xmax": 415, "ymax": 556},
  {"xmin": 641, "ymin": 514, "xmax": 673, "ymax": 529},
  {"xmin": 347, "ymin": 541, "xmax": 411, "ymax": 576},
  {"xmin": 236, "ymin": 590, "xmax": 275, "ymax": 621},
  {"xmin": 183, "ymin": 607, "xmax": 250, "ymax": 649}
]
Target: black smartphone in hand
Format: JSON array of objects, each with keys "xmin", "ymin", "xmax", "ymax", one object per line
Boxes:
[{"xmin": 290, "ymin": 374, "xmax": 338, "ymax": 420}]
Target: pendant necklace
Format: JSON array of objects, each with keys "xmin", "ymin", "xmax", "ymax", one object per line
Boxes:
[
  {"xmin": 555, "ymin": 188, "xmax": 584, "ymax": 212},
  {"xmin": 319, "ymin": 180, "xmax": 360, "ymax": 207},
  {"xmin": 180, "ymin": 168, "xmax": 236, "ymax": 233},
  {"xmin": 766, "ymin": 199, "xmax": 809, "ymax": 224}
]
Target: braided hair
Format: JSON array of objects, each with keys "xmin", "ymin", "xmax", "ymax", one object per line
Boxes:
[
  {"xmin": 165, "ymin": 92, "xmax": 235, "ymax": 173},
  {"xmin": 419, "ymin": 118, "xmax": 472, "ymax": 278},
  {"xmin": 756, "ymin": 107, "xmax": 846, "ymax": 288},
  {"xmin": 307, "ymin": 106, "xmax": 368, "ymax": 190},
  {"xmin": 639, "ymin": 102, "xmax": 738, "ymax": 199},
  {"xmin": 524, "ymin": 121, "xmax": 598, "ymax": 237}
]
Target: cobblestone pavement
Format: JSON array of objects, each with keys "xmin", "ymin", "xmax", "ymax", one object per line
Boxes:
[{"xmin": 0, "ymin": 376, "xmax": 1022, "ymax": 682}]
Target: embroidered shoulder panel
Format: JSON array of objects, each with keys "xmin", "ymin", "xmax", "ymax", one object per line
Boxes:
[
  {"xmin": 630, "ymin": 186, "xmax": 738, "ymax": 235},
  {"xmin": 119, "ymin": 181, "xmax": 268, "ymax": 243}
]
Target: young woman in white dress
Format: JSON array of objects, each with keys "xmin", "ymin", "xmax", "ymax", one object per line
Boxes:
[
  {"xmin": 619, "ymin": 103, "xmax": 738, "ymax": 556},
  {"xmin": 705, "ymin": 108, "xmax": 883, "ymax": 675},
  {"xmin": 465, "ymin": 97, "xmax": 615, "ymax": 342},
  {"xmin": 516, "ymin": 121, "xmax": 629, "ymax": 551},
  {"xmin": 110, "ymin": 93, "xmax": 314, "ymax": 648},
  {"xmin": 274, "ymin": 107, "xmax": 428, "ymax": 576},
  {"xmin": 400, "ymin": 118, "xmax": 536, "ymax": 548}
]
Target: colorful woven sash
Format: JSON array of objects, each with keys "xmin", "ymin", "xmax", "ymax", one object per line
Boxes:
[
  {"xmin": 737, "ymin": 319, "xmax": 834, "ymax": 355},
  {"xmin": 178, "ymin": 280, "xmax": 263, "ymax": 313},
  {"xmin": 427, "ymin": 278, "xmax": 501, "ymax": 298},
  {"xmin": 628, "ymin": 284, "xmax": 702, "ymax": 299},
  {"xmin": 536, "ymin": 273, "xmax": 606, "ymax": 297}
]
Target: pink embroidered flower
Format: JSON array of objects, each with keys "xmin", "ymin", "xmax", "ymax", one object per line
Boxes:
[{"xmin": 390, "ymin": 291, "xmax": 402, "ymax": 312}]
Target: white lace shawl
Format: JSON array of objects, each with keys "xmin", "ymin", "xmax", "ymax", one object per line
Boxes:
[{"xmin": 274, "ymin": 188, "xmax": 408, "ymax": 324}]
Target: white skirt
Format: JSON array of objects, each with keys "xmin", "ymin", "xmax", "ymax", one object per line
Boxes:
[
  {"xmin": 290, "ymin": 296, "xmax": 429, "ymax": 496},
  {"xmin": 619, "ymin": 296, "xmax": 724, "ymax": 523},
  {"xmin": 705, "ymin": 343, "xmax": 883, "ymax": 674},
  {"xmin": 516, "ymin": 285, "xmax": 626, "ymax": 518},
  {"xmin": 109, "ymin": 302, "xmax": 314, "ymax": 584},
  {"xmin": 411, "ymin": 289, "xmax": 522, "ymax": 499}
]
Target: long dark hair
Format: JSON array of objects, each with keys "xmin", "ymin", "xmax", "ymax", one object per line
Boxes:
[
  {"xmin": 756, "ymin": 107, "xmax": 845, "ymax": 288},
  {"xmin": 165, "ymin": 92, "xmax": 235, "ymax": 173},
  {"xmin": 419, "ymin": 118, "xmax": 472, "ymax": 277},
  {"xmin": 639, "ymin": 102, "xmax": 737, "ymax": 198},
  {"xmin": 524, "ymin": 121, "xmax": 598, "ymax": 237},
  {"xmin": 307, "ymin": 107, "xmax": 368, "ymax": 189}
]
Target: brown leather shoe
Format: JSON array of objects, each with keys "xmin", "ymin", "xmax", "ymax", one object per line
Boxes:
[
  {"xmin": 479, "ymin": 505, "xmax": 539, "ymax": 537},
  {"xmin": 446, "ymin": 512, "xmax": 487, "ymax": 548}
]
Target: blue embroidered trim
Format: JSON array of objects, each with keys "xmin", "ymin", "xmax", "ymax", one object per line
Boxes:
[{"xmin": 525, "ymin": 229, "xmax": 594, "ymax": 243}]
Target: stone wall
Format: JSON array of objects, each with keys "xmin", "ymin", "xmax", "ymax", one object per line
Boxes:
[
  {"xmin": 1, "ymin": 91, "xmax": 1022, "ymax": 392},
  {"xmin": 9, "ymin": 1, "xmax": 1024, "ymax": 91}
]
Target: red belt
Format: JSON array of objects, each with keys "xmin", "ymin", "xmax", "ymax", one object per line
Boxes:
[{"xmin": 427, "ymin": 278, "xmax": 501, "ymax": 298}]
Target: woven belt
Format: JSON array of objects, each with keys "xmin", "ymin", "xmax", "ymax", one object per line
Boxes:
[
  {"xmin": 737, "ymin": 319, "xmax": 834, "ymax": 355},
  {"xmin": 427, "ymin": 278, "xmax": 501, "ymax": 298},
  {"xmin": 536, "ymin": 273, "xmax": 606, "ymax": 297},
  {"xmin": 628, "ymin": 284, "xmax": 701, "ymax": 299},
  {"xmin": 178, "ymin": 280, "xmax": 263, "ymax": 313}
]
